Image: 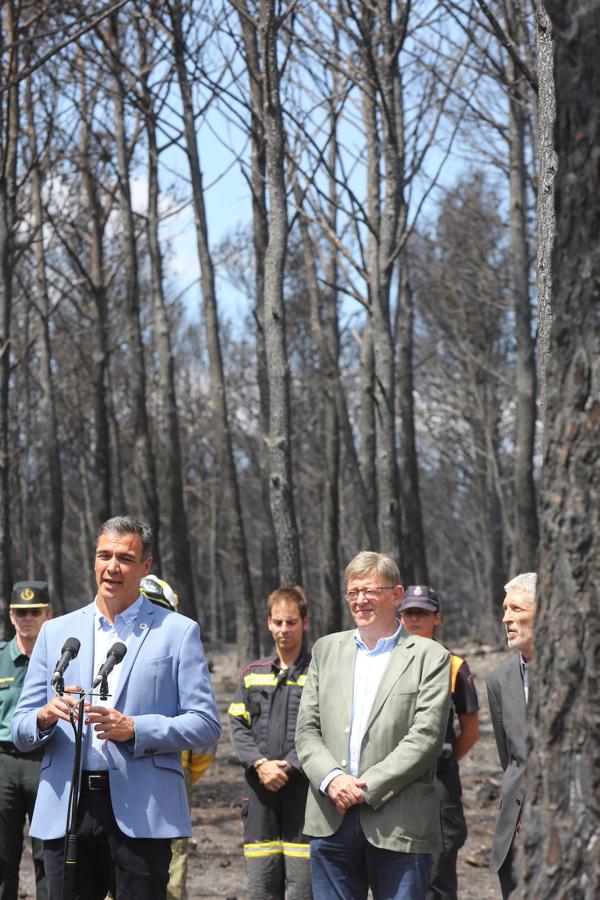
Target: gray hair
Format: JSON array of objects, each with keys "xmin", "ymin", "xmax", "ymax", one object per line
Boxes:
[
  {"xmin": 504, "ymin": 572, "xmax": 537, "ymax": 601},
  {"xmin": 344, "ymin": 551, "xmax": 400, "ymax": 587},
  {"xmin": 97, "ymin": 516, "xmax": 154, "ymax": 560}
]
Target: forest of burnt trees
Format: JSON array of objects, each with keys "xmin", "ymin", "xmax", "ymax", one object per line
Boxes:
[
  {"xmin": 1, "ymin": 1, "xmax": 599, "ymax": 894},
  {"xmin": 0, "ymin": 0, "xmax": 549, "ymax": 655}
]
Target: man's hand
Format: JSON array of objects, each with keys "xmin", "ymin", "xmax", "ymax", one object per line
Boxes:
[
  {"xmin": 85, "ymin": 705, "xmax": 135, "ymax": 742},
  {"xmin": 256, "ymin": 759, "xmax": 290, "ymax": 792},
  {"xmin": 36, "ymin": 686, "xmax": 84, "ymax": 731},
  {"xmin": 327, "ymin": 774, "xmax": 367, "ymax": 815}
]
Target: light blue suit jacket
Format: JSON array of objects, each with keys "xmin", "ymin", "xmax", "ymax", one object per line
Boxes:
[{"xmin": 12, "ymin": 597, "xmax": 221, "ymax": 840}]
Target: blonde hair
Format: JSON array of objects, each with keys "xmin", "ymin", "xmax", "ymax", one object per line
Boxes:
[{"xmin": 344, "ymin": 551, "xmax": 400, "ymax": 587}]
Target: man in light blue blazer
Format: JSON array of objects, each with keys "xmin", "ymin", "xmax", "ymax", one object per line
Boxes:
[
  {"xmin": 296, "ymin": 552, "xmax": 451, "ymax": 900},
  {"xmin": 12, "ymin": 516, "xmax": 221, "ymax": 900}
]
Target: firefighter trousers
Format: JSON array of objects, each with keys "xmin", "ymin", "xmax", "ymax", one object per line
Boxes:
[
  {"xmin": 242, "ymin": 771, "xmax": 312, "ymax": 900},
  {"xmin": 427, "ymin": 759, "xmax": 468, "ymax": 900}
]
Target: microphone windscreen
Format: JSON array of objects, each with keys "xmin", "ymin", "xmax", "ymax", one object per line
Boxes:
[
  {"xmin": 61, "ymin": 637, "xmax": 81, "ymax": 658},
  {"xmin": 108, "ymin": 642, "xmax": 127, "ymax": 663}
]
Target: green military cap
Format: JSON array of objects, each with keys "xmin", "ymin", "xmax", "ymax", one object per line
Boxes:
[{"xmin": 10, "ymin": 581, "xmax": 50, "ymax": 608}]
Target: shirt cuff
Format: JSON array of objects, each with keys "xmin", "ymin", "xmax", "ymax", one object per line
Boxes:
[{"xmin": 319, "ymin": 768, "xmax": 343, "ymax": 795}]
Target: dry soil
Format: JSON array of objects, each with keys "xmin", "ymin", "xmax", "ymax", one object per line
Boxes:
[{"xmin": 18, "ymin": 641, "xmax": 508, "ymax": 899}]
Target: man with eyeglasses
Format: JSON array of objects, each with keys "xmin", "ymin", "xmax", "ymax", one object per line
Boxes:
[
  {"xmin": 0, "ymin": 581, "xmax": 52, "ymax": 900},
  {"xmin": 296, "ymin": 552, "xmax": 451, "ymax": 899}
]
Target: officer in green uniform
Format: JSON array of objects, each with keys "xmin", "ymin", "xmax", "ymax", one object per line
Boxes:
[{"xmin": 0, "ymin": 581, "xmax": 52, "ymax": 900}]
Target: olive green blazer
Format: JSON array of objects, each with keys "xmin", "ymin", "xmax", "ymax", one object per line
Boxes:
[{"xmin": 295, "ymin": 628, "xmax": 451, "ymax": 853}]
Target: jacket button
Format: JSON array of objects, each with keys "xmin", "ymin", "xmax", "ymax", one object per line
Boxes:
[
  {"xmin": 341, "ymin": 758, "xmax": 347, "ymax": 767},
  {"xmin": 345, "ymin": 726, "xmax": 350, "ymax": 734}
]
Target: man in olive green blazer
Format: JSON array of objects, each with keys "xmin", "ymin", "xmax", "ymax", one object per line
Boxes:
[{"xmin": 296, "ymin": 552, "xmax": 450, "ymax": 899}]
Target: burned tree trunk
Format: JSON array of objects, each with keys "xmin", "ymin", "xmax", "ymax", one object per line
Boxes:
[
  {"xmin": 167, "ymin": 0, "xmax": 259, "ymax": 653},
  {"xmin": 258, "ymin": 0, "xmax": 301, "ymax": 585},
  {"xmin": 525, "ymin": 2, "xmax": 600, "ymax": 896},
  {"xmin": 505, "ymin": 3, "xmax": 539, "ymax": 573},
  {"xmin": 24, "ymin": 64, "xmax": 65, "ymax": 612},
  {"xmin": 0, "ymin": 0, "xmax": 19, "ymax": 631},
  {"xmin": 101, "ymin": 13, "xmax": 161, "ymax": 554}
]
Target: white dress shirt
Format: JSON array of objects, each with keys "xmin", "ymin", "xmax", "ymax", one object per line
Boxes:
[
  {"xmin": 320, "ymin": 620, "xmax": 402, "ymax": 793},
  {"xmin": 520, "ymin": 654, "xmax": 529, "ymax": 703},
  {"xmin": 83, "ymin": 595, "xmax": 143, "ymax": 771}
]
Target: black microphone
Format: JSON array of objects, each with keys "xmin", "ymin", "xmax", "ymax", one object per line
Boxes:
[
  {"xmin": 51, "ymin": 638, "xmax": 81, "ymax": 687},
  {"xmin": 92, "ymin": 642, "xmax": 127, "ymax": 689}
]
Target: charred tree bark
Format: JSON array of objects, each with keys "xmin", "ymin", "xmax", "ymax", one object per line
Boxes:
[
  {"xmin": 535, "ymin": 2, "xmax": 556, "ymax": 421},
  {"xmin": 0, "ymin": 1, "xmax": 18, "ymax": 632},
  {"xmin": 237, "ymin": 1, "xmax": 279, "ymax": 602},
  {"xmin": 167, "ymin": 0, "xmax": 259, "ymax": 653},
  {"xmin": 24, "ymin": 64, "xmax": 65, "ymax": 612},
  {"xmin": 136, "ymin": 32, "xmax": 197, "ymax": 620},
  {"xmin": 525, "ymin": 3, "xmax": 600, "ymax": 896},
  {"xmin": 101, "ymin": 14, "xmax": 161, "ymax": 555},
  {"xmin": 505, "ymin": 4, "xmax": 539, "ymax": 573},
  {"xmin": 258, "ymin": 0, "xmax": 301, "ymax": 585},
  {"xmin": 396, "ymin": 265, "xmax": 427, "ymax": 584},
  {"xmin": 293, "ymin": 134, "xmax": 343, "ymax": 631},
  {"xmin": 78, "ymin": 54, "xmax": 112, "ymax": 524}
]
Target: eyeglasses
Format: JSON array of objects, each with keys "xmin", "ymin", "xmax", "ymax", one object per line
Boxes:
[
  {"xmin": 13, "ymin": 608, "xmax": 44, "ymax": 618},
  {"xmin": 345, "ymin": 586, "xmax": 394, "ymax": 603}
]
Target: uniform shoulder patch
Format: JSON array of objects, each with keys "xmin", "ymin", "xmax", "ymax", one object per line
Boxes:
[{"xmin": 240, "ymin": 658, "xmax": 272, "ymax": 676}]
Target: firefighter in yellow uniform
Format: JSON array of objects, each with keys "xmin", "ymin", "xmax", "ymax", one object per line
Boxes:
[
  {"xmin": 228, "ymin": 586, "xmax": 312, "ymax": 900},
  {"xmin": 139, "ymin": 576, "xmax": 217, "ymax": 900}
]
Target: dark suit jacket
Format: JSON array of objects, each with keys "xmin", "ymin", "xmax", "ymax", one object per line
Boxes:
[{"xmin": 486, "ymin": 653, "xmax": 526, "ymax": 873}]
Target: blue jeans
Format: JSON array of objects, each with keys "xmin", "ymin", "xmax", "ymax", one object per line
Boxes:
[{"xmin": 310, "ymin": 807, "xmax": 431, "ymax": 899}]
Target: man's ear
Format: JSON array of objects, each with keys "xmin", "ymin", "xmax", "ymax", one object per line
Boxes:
[
  {"xmin": 302, "ymin": 616, "xmax": 309, "ymax": 631},
  {"xmin": 394, "ymin": 585, "xmax": 404, "ymax": 607}
]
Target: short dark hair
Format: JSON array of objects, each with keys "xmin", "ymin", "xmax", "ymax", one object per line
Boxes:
[
  {"xmin": 97, "ymin": 516, "xmax": 154, "ymax": 560},
  {"xmin": 267, "ymin": 585, "xmax": 308, "ymax": 619}
]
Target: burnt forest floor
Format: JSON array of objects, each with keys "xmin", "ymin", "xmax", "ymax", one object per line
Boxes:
[{"xmin": 19, "ymin": 641, "xmax": 508, "ymax": 899}]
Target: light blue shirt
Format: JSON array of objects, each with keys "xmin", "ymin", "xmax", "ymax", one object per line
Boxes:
[
  {"xmin": 320, "ymin": 620, "xmax": 402, "ymax": 793},
  {"xmin": 83, "ymin": 595, "xmax": 144, "ymax": 771}
]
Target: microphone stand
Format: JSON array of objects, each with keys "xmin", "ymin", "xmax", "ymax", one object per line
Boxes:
[
  {"xmin": 61, "ymin": 688, "xmax": 86, "ymax": 900},
  {"xmin": 60, "ymin": 679, "xmax": 109, "ymax": 900}
]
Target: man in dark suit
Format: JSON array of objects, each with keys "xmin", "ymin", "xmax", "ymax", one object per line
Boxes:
[{"xmin": 486, "ymin": 572, "xmax": 536, "ymax": 899}]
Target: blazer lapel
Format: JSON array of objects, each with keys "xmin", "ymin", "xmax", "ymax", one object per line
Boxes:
[
  {"xmin": 505, "ymin": 653, "xmax": 526, "ymax": 724},
  {"xmin": 112, "ymin": 598, "xmax": 155, "ymax": 709},
  {"xmin": 76, "ymin": 603, "xmax": 97, "ymax": 692},
  {"xmin": 336, "ymin": 632, "xmax": 357, "ymax": 721}
]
